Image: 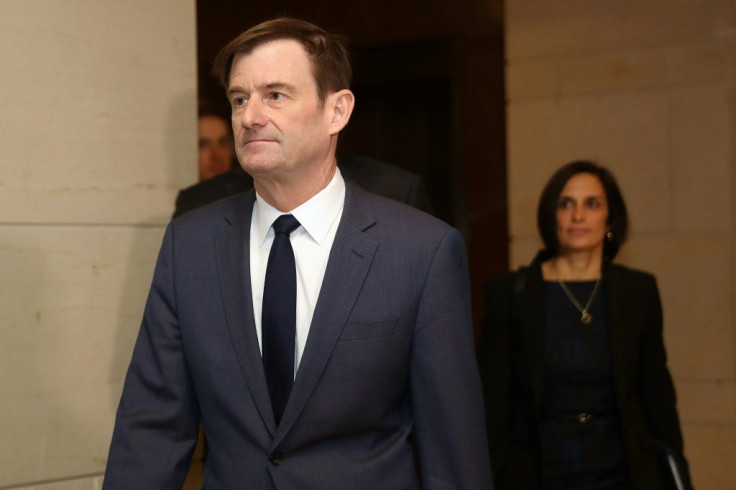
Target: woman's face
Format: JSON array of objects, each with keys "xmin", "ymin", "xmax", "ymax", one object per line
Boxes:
[{"xmin": 555, "ymin": 172, "xmax": 609, "ymax": 256}]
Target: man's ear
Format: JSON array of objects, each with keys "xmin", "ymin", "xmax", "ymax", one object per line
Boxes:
[{"xmin": 327, "ymin": 89, "xmax": 355, "ymax": 135}]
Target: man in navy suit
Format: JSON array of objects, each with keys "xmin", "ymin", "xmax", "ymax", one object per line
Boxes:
[{"xmin": 104, "ymin": 17, "xmax": 492, "ymax": 489}]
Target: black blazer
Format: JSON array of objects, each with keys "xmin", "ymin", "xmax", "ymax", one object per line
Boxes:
[
  {"xmin": 478, "ymin": 255, "xmax": 690, "ymax": 490},
  {"xmin": 173, "ymin": 154, "xmax": 432, "ymax": 218}
]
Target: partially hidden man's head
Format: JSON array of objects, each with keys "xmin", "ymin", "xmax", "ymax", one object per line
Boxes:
[
  {"xmin": 197, "ymin": 104, "xmax": 234, "ymax": 181},
  {"xmin": 212, "ymin": 17, "xmax": 352, "ymax": 104}
]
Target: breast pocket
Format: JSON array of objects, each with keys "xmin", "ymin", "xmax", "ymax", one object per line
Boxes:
[{"xmin": 339, "ymin": 318, "xmax": 398, "ymax": 341}]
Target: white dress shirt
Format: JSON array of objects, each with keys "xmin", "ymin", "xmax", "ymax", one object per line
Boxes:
[{"xmin": 250, "ymin": 169, "xmax": 345, "ymax": 375}]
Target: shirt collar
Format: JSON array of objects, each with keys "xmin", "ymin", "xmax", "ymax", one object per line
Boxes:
[{"xmin": 253, "ymin": 168, "xmax": 346, "ymax": 246}]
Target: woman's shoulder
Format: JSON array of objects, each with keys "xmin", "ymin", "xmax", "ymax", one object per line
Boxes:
[
  {"xmin": 486, "ymin": 264, "xmax": 532, "ymax": 289},
  {"xmin": 485, "ymin": 269, "xmax": 516, "ymax": 288},
  {"xmin": 606, "ymin": 262, "xmax": 658, "ymax": 288}
]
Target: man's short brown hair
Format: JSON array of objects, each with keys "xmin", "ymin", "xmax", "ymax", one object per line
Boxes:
[{"xmin": 212, "ymin": 17, "xmax": 352, "ymax": 103}]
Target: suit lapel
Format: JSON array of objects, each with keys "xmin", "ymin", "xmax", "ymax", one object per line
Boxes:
[
  {"xmin": 518, "ymin": 262, "xmax": 548, "ymax": 420},
  {"xmin": 215, "ymin": 192, "xmax": 277, "ymax": 434},
  {"xmin": 274, "ymin": 182, "xmax": 378, "ymax": 444}
]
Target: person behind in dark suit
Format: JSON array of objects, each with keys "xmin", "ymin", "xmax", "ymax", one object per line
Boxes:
[
  {"xmin": 478, "ymin": 160, "xmax": 691, "ymax": 490},
  {"xmin": 104, "ymin": 17, "xmax": 492, "ymax": 489},
  {"xmin": 197, "ymin": 104, "xmax": 235, "ymax": 182},
  {"xmin": 174, "ymin": 153, "xmax": 433, "ymax": 218}
]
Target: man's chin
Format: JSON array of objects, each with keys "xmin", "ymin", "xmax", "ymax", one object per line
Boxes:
[{"xmin": 239, "ymin": 157, "xmax": 280, "ymax": 176}]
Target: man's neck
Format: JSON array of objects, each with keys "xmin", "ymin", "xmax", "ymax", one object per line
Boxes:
[{"xmin": 254, "ymin": 163, "xmax": 337, "ymax": 212}]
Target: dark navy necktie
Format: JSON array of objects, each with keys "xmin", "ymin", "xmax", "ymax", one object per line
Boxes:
[{"xmin": 262, "ymin": 214, "xmax": 300, "ymax": 425}]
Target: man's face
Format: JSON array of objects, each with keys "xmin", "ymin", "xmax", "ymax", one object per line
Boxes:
[
  {"xmin": 227, "ymin": 39, "xmax": 334, "ymax": 180},
  {"xmin": 198, "ymin": 115, "xmax": 233, "ymax": 181}
]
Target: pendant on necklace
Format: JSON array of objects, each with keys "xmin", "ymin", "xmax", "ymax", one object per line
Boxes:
[{"xmin": 581, "ymin": 311, "xmax": 593, "ymax": 325}]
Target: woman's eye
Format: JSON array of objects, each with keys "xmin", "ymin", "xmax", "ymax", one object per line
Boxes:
[{"xmin": 557, "ymin": 198, "xmax": 573, "ymax": 209}]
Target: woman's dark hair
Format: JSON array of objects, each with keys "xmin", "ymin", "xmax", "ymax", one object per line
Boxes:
[{"xmin": 536, "ymin": 160, "xmax": 629, "ymax": 261}]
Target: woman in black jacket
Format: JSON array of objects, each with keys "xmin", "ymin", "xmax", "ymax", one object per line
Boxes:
[{"xmin": 479, "ymin": 161, "xmax": 691, "ymax": 490}]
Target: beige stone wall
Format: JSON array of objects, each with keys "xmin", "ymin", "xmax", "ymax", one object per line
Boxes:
[
  {"xmin": 505, "ymin": 1, "xmax": 735, "ymax": 488},
  {"xmin": 0, "ymin": 1, "xmax": 197, "ymax": 488}
]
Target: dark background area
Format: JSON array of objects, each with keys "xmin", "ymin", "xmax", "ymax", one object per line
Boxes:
[{"xmin": 196, "ymin": 0, "xmax": 508, "ymax": 331}]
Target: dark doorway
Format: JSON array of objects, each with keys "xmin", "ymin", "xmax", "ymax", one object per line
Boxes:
[
  {"xmin": 196, "ymin": 0, "xmax": 508, "ymax": 330},
  {"xmin": 342, "ymin": 42, "xmax": 454, "ymax": 224}
]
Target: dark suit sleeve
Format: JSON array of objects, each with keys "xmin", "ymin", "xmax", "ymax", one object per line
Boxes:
[
  {"xmin": 410, "ymin": 228, "xmax": 494, "ymax": 489},
  {"xmin": 104, "ymin": 224, "xmax": 199, "ymax": 489},
  {"xmin": 477, "ymin": 273, "xmax": 515, "ymax": 486},
  {"xmin": 637, "ymin": 275, "xmax": 691, "ymax": 483}
]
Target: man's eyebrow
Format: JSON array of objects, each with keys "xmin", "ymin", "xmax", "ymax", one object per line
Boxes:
[
  {"xmin": 227, "ymin": 81, "xmax": 295, "ymax": 96},
  {"xmin": 227, "ymin": 85, "xmax": 245, "ymax": 96},
  {"xmin": 262, "ymin": 81, "xmax": 295, "ymax": 92}
]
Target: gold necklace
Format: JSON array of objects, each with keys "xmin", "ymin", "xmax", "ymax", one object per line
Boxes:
[{"xmin": 557, "ymin": 278, "xmax": 601, "ymax": 325}]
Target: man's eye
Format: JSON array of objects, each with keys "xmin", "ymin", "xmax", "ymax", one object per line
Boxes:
[
  {"xmin": 232, "ymin": 96, "xmax": 247, "ymax": 106},
  {"xmin": 268, "ymin": 92, "xmax": 284, "ymax": 101}
]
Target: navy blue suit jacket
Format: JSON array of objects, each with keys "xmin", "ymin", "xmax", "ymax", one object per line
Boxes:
[{"xmin": 105, "ymin": 181, "xmax": 492, "ymax": 489}]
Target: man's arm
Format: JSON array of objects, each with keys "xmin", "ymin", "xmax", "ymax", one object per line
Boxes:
[
  {"xmin": 104, "ymin": 224, "xmax": 199, "ymax": 489},
  {"xmin": 410, "ymin": 228, "xmax": 494, "ymax": 489}
]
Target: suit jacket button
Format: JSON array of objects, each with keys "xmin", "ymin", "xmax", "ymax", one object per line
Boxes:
[
  {"xmin": 578, "ymin": 412, "xmax": 593, "ymax": 423},
  {"xmin": 269, "ymin": 452, "xmax": 284, "ymax": 466}
]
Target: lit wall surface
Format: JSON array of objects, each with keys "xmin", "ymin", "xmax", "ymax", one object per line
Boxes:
[{"xmin": 0, "ymin": 1, "xmax": 196, "ymax": 488}]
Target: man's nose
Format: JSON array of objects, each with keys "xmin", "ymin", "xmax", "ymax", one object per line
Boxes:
[{"xmin": 240, "ymin": 99, "xmax": 267, "ymax": 128}]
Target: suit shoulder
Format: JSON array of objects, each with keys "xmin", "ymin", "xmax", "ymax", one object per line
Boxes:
[
  {"xmin": 181, "ymin": 170, "xmax": 251, "ymax": 196},
  {"xmin": 485, "ymin": 269, "xmax": 517, "ymax": 292},
  {"xmin": 607, "ymin": 262, "xmax": 655, "ymax": 280},
  {"xmin": 607, "ymin": 262, "xmax": 658, "ymax": 290},
  {"xmin": 365, "ymin": 190, "xmax": 449, "ymax": 233},
  {"xmin": 173, "ymin": 192, "xmax": 251, "ymax": 229}
]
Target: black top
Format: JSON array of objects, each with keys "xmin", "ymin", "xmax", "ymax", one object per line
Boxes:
[{"xmin": 541, "ymin": 280, "xmax": 628, "ymax": 489}]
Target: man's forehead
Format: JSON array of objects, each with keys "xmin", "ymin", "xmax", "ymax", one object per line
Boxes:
[{"xmin": 229, "ymin": 39, "xmax": 314, "ymax": 88}]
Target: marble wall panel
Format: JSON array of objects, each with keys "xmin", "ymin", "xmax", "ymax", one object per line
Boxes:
[
  {"xmin": 556, "ymin": 49, "xmax": 665, "ymax": 95},
  {"xmin": 505, "ymin": 59, "xmax": 557, "ymax": 100},
  {"xmin": 669, "ymin": 85, "xmax": 733, "ymax": 231},
  {"xmin": 682, "ymin": 424, "xmax": 736, "ymax": 490},
  {"xmin": 616, "ymin": 234, "xmax": 733, "ymax": 379},
  {"xmin": 0, "ymin": 0, "xmax": 197, "ymax": 226},
  {"xmin": 666, "ymin": 41, "xmax": 736, "ymax": 85},
  {"xmin": 677, "ymin": 379, "xmax": 736, "ymax": 424},
  {"xmin": 507, "ymin": 41, "xmax": 736, "ymax": 103},
  {"xmin": 0, "ymin": 225, "xmax": 165, "ymax": 485},
  {"xmin": 506, "ymin": 0, "xmax": 735, "ymax": 59}
]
